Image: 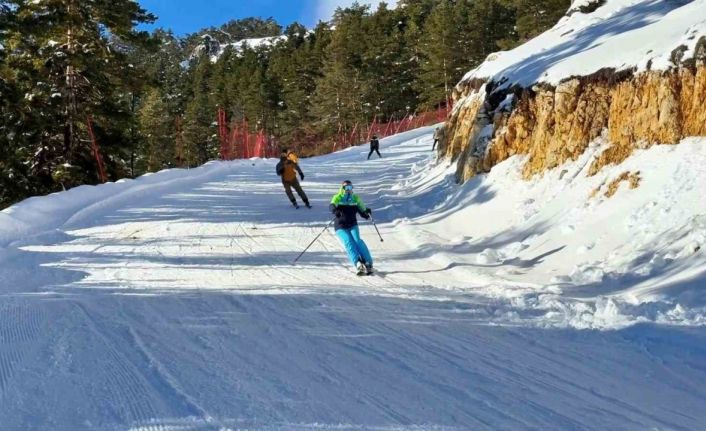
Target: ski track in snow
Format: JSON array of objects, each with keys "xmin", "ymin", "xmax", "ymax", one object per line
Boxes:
[{"xmin": 1, "ymin": 127, "xmax": 706, "ymax": 429}]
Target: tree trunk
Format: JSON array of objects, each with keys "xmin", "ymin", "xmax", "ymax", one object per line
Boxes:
[{"xmin": 64, "ymin": 1, "xmax": 78, "ymax": 161}]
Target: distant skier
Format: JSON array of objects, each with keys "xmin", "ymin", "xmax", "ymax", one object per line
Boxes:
[
  {"xmin": 276, "ymin": 152, "xmax": 311, "ymax": 209},
  {"xmin": 330, "ymin": 180, "xmax": 374, "ymax": 275},
  {"xmin": 367, "ymin": 135, "xmax": 382, "ymax": 160},
  {"xmin": 432, "ymin": 126, "xmax": 445, "ymax": 151}
]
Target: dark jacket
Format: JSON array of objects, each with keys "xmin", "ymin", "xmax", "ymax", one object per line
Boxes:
[
  {"xmin": 276, "ymin": 158, "xmax": 303, "ymax": 182},
  {"xmin": 370, "ymin": 138, "xmax": 380, "ymax": 149},
  {"xmin": 329, "ymin": 188, "xmax": 370, "ymax": 230}
]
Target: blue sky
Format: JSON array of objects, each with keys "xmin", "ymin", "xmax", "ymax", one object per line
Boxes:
[{"xmin": 137, "ymin": 1, "xmax": 395, "ymax": 35}]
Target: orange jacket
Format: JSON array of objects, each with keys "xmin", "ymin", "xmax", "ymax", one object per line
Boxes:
[{"xmin": 276, "ymin": 159, "xmax": 303, "ymax": 182}]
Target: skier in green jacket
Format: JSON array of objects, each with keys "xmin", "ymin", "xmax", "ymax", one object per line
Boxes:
[{"xmin": 330, "ymin": 180, "xmax": 374, "ymax": 275}]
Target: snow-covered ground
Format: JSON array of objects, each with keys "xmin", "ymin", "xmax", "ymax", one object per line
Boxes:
[{"xmin": 1, "ymin": 128, "xmax": 706, "ymax": 430}]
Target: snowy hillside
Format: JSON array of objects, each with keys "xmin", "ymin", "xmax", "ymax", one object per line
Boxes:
[
  {"xmin": 194, "ymin": 34, "xmax": 288, "ymax": 62},
  {"xmin": 1, "ymin": 128, "xmax": 706, "ymax": 429},
  {"xmin": 216, "ymin": 35, "xmax": 287, "ymax": 58},
  {"xmin": 463, "ymin": 0, "xmax": 706, "ymax": 87}
]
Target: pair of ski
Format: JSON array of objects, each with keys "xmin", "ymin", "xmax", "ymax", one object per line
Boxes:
[{"xmin": 293, "ymin": 203, "xmax": 312, "ymax": 209}]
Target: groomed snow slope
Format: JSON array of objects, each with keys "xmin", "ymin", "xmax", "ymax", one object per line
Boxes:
[
  {"xmin": 462, "ymin": 0, "xmax": 706, "ymax": 87},
  {"xmin": 1, "ymin": 128, "xmax": 706, "ymax": 430}
]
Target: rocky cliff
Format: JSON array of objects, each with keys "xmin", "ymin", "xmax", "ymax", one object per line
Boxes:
[{"xmin": 442, "ymin": 0, "xmax": 706, "ymax": 183}]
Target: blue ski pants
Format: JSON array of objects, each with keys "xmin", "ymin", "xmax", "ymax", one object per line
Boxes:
[{"xmin": 335, "ymin": 225, "xmax": 373, "ymax": 267}]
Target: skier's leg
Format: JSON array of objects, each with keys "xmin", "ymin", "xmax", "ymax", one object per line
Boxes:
[
  {"xmin": 375, "ymin": 149, "xmax": 382, "ymax": 158},
  {"xmin": 367, "ymin": 149, "xmax": 373, "ymax": 160},
  {"xmin": 349, "ymin": 225, "xmax": 372, "ymax": 265},
  {"xmin": 335, "ymin": 228, "xmax": 361, "ymax": 266},
  {"xmin": 432, "ymin": 139, "xmax": 438, "ymax": 151},
  {"xmin": 283, "ymin": 181, "xmax": 296, "ymax": 205},
  {"xmin": 292, "ymin": 180, "xmax": 309, "ymax": 205}
]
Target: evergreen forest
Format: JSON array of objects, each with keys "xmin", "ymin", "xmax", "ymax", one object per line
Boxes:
[{"xmin": 0, "ymin": 0, "xmax": 570, "ymax": 208}]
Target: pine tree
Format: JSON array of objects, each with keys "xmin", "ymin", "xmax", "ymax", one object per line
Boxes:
[
  {"xmin": 3, "ymin": 0, "xmax": 155, "ymax": 190},
  {"xmin": 211, "ymin": 46, "xmax": 235, "ymax": 114},
  {"xmin": 183, "ymin": 57, "xmax": 216, "ymax": 166},
  {"xmin": 234, "ymin": 47, "xmax": 278, "ymax": 132},
  {"xmin": 361, "ymin": 3, "xmax": 418, "ymax": 120},
  {"xmin": 398, "ymin": 0, "xmax": 437, "ymax": 108},
  {"xmin": 268, "ymin": 22, "xmax": 328, "ymax": 151},
  {"xmin": 0, "ymin": 2, "xmax": 35, "ymax": 207},
  {"xmin": 268, "ymin": 24, "xmax": 309, "ymax": 144},
  {"xmin": 220, "ymin": 17, "xmax": 282, "ymax": 41},
  {"xmin": 128, "ymin": 29, "xmax": 186, "ymax": 174},
  {"xmin": 467, "ymin": 0, "xmax": 518, "ymax": 62},
  {"xmin": 397, "ymin": 0, "xmax": 438, "ymax": 32},
  {"xmin": 138, "ymin": 88, "xmax": 175, "ymax": 171},
  {"xmin": 141, "ymin": 29, "xmax": 189, "ymax": 113},
  {"xmin": 417, "ymin": 0, "xmax": 461, "ymax": 108},
  {"xmin": 312, "ymin": 4, "xmax": 369, "ymax": 138},
  {"xmin": 513, "ymin": 0, "xmax": 570, "ymax": 42}
]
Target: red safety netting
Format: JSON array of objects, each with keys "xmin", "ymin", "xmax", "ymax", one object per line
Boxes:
[
  {"xmin": 217, "ymin": 107, "xmax": 279, "ymax": 160},
  {"xmin": 215, "ymin": 103, "xmax": 452, "ymax": 160},
  {"xmin": 331, "ymin": 104, "xmax": 452, "ymax": 152},
  {"xmin": 86, "ymin": 116, "xmax": 107, "ymax": 183}
]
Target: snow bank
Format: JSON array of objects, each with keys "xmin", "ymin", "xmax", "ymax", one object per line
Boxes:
[
  {"xmin": 395, "ymin": 136, "xmax": 706, "ymax": 330},
  {"xmin": 0, "ymin": 161, "xmax": 253, "ymax": 249}
]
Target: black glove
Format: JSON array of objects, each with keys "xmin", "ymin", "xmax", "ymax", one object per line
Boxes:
[
  {"xmin": 333, "ymin": 206, "xmax": 342, "ymax": 217},
  {"xmin": 365, "ymin": 208, "xmax": 372, "ymax": 215},
  {"xmin": 300, "ymin": 173, "xmax": 304, "ymax": 181}
]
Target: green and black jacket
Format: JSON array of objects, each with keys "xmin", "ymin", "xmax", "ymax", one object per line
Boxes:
[{"xmin": 329, "ymin": 187, "xmax": 370, "ymax": 231}]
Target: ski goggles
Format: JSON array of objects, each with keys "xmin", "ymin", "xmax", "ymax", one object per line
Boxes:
[{"xmin": 343, "ymin": 185, "xmax": 353, "ymax": 191}]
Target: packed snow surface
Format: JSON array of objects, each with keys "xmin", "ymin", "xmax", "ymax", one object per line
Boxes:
[
  {"xmin": 1, "ymin": 128, "xmax": 706, "ymax": 430},
  {"xmin": 463, "ymin": 0, "xmax": 706, "ymax": 87}
]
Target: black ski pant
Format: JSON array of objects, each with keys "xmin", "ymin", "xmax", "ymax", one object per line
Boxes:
[
  {"xmin": 432, "ymin": 139, "xmax": 439, "ymax": 151},
  {"xmin": 283, "ymin": 179, "xmax": 308, "ymax": 204},
  {"xmin": 367, "ymin": 148, "xmax": 382, "ymax": 159}
]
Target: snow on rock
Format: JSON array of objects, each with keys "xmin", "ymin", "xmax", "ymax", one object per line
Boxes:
[
  {"xmin": 226, "ymin": 35, "xmax": 287, "ymax": 52},
  {"xmin": 462, "ymin": 0, "xmax": 706, "ymax": 88},
  {"xmin": 446, "ymin": 0, "xmax": 706, "ymax": 186}
]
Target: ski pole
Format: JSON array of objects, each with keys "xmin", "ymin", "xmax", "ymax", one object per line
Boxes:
[
  {"xmin": 370, "ymin": 216, "xmax": 384, "ymax": 242},
  {"xmin": 293, "ymin": 219, "xmax": 334, "ymax": 264}
]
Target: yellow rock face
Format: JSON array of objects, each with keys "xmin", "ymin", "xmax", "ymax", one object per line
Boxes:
[{"xmin": 445, "ymin": 63, "xmax": 706, "ymax": 183}]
